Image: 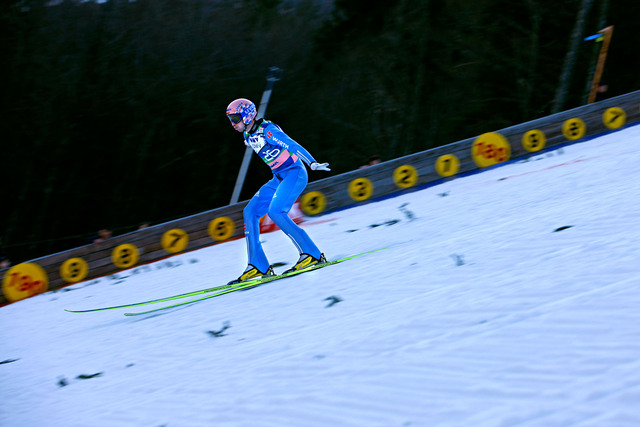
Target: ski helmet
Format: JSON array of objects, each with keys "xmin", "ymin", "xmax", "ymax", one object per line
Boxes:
[{"xmin": 226, "ymin": 98, "xmax": 257, "ymax": 126}]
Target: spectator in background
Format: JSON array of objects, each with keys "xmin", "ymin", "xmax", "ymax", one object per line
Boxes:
[
  {"xmin": 595, "ymin": 81, "xmax": 609, "ymax": 102},
  {"xmin": 0, "ymin": 237, "xmax": 11, "ymax": 269},
  {"xmin": 360, "ymin": 155, "xmax": 381, "ymax": 169},
  {"xmin": 0, "ymin": 257, "xmax": 10, "ymax": 269},
  {"xmin": 92, "ymin": 228, "xmax": 112, "ymax": 243}
]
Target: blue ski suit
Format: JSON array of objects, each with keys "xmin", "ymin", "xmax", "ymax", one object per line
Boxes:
[{"xmin": 242, "ymin": 119, "xmax": 322, "ymax": 272}]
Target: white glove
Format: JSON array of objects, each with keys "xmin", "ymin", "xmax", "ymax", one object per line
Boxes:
[{"xmin": 310, "ymin": 162, "xmax": 331, "ymax": 171}]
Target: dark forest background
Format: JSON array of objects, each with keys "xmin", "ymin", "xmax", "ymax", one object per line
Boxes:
[{"xmin": 2, "ymin": 0, "xmax": 639, "ymax": 264}]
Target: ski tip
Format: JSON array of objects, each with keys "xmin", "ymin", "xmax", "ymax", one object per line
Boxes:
[
  {"xmin": 123, "ymin": 311, "xmax": 146, "ymax": 316},
  {"xmin": 123, "ymin": 311, "xmax": 151, "ymax": 316}
]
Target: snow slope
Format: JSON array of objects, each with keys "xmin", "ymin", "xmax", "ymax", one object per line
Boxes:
[{"xmin": 2, "ymin": 124, "xmax": 640, "ymax": 427}]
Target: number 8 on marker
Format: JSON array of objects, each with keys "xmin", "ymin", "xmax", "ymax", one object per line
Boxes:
[{"xmin": 112, "ymin": 244, "xmax": 140, "ymax": 268}]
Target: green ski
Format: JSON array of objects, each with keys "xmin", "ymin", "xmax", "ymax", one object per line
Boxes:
[
  {"xmin": 123, "ymin": 248, "xmax": 386, "ymax": 316},
  {"xmin": 65, "ymin": 280, "xmax": 262, "ymax": 313}
]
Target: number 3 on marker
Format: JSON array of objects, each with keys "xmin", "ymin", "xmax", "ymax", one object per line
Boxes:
[{"xmin": 348, "ymin": 178, "xmax": 373, "ymax": 201}]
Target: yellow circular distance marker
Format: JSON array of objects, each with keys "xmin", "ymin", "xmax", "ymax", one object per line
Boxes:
[
  {"xmin": 562, "ymin": 118, "xmax": 586, "ymax": 140},
  {"xmin": 435, "ymin": 154, "xmax": 460, "ymax": 177},
  {"xmin": 522, "ymin": 129, "xmax": 547, "ymax": 152},
  {"xmin": 602, "ymin": 107, "xmax": 626, "ymax": 129},
  {"xmin": 162, "ymin": 229, "xmax": 189, "ymax": 253},
  {"xmin": 60, "ymin": 257, "xmax": 89, "ymax": 283},
  {"xmin": 209, "ymin": 217, "xmax": 235, "ymax": 241},
  {"xmin": 111, "ymin": 244, "xmax": 140, "ymax": 269},
  {"xmin": 348, "ymin": 178, "xmax": 374, "ymax": 201},
  {"xmin": 300, "ymin": 191, "xmax": 326, "ymax": 216},
  {"xmin": 472, "ymin": 132, "xmax": 511, "ymax": 168},
  {"xmin": 393, "ymin": 165, "xmax": 418, "ymax": 188},
  {"xmin": 2, "ymin": 263, "xmax": 49, "ymax": 302}
]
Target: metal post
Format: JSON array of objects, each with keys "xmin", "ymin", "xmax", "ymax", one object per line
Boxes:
[
  {"xmin": 229, "ymin": 67, "xmax": 282, "ymax": 205},
  {"xmin": 587, "ymin": 26, "xmax": 613, "ymax": 104},
  {"xmin": 551, "ymin": 0, "xmax": 596, "ymax": 114}
]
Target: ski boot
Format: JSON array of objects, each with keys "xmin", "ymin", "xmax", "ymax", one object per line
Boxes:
[
  {"xmin": 228, "ymin": 264, "xmax": 275, "ymax": 285},
  {"xmin": 283, "ymin": 253, "xmax": 327, "ymax": 274}
]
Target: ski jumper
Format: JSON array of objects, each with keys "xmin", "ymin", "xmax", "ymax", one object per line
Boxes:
[{"xmin": 242, "ymin": 119, "xmax": 322, "ymax": 272}]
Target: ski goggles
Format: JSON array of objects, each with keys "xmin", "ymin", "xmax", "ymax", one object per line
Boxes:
[{"xmin": 227, "ymin": 114, "xmax": 243, "ymax": 124}]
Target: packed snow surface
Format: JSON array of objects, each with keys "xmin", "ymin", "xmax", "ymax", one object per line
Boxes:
[{"xmin": 2, "ymin": 124, "xmax": 640, "ymax": 427}]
